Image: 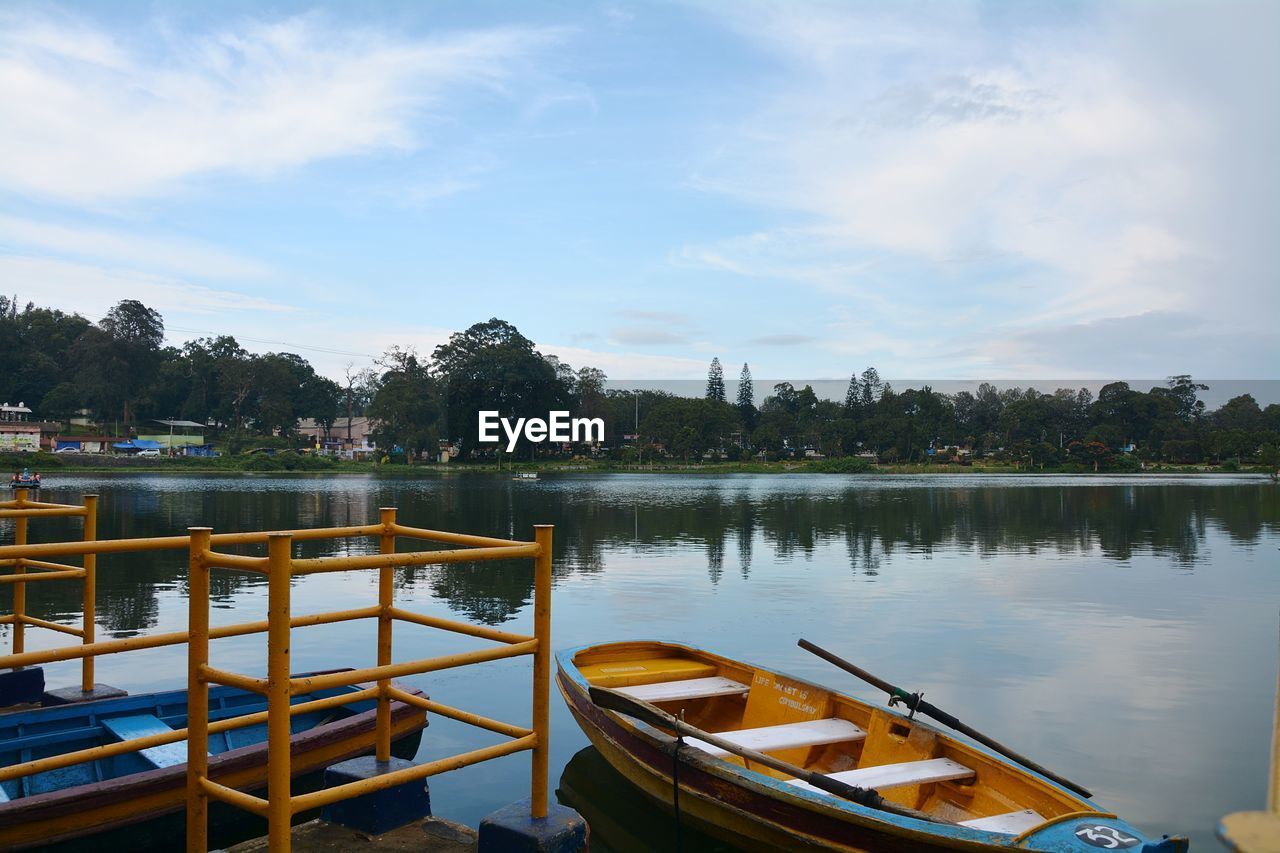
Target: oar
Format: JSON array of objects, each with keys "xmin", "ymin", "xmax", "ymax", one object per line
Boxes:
[
  {"xmin": 588, "ymin": 685, "xmax": 953, "ymax": 826},
  {"xmin": 797, "ymin": 639, "xmax": 1093, "ymax": 799}
]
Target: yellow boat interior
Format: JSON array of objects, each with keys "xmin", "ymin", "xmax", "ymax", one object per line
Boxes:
[{"xmin": 571, "ymin": 641, "xmax": 1095, "ymax": 836}]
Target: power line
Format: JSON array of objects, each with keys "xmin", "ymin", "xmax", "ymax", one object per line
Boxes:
[{"xmin": 165, "ymin": 326, "xmax": 376, "ymax": 359}]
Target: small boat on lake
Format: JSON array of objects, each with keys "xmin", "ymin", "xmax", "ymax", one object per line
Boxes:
[
  {"xmin": 0, "ymin": 673, "xmax": 426, "ymax": 851},
  {"xmin": 558, "ymin": 640, "xmax": 1187, "ymax": 852},
  {"xmin": 7, "ymin": 475, "xmax": 40, "ymax": 490},
  {"xmin": 513, "ymin": 471, "xmax": 539, "ymax": 481}
]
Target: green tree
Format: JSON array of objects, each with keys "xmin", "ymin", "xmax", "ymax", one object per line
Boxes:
[
  {"xmin": 736, "ymin": 363, "xmax": 756, "ymax": 432},
  {"xmin": 99, "ymin": 300, "xmax": 164, "ymax": 427},
  {"xmin": 706, "ymin": 357, "xmax": 725, "ymax": 402},
  {"xmin": 368, "ymin": 347, "xmax": 440, "ymax": 460},
  {"xmin": 431, "ymin": 319, "xmax": 567, "ymax": 457}
]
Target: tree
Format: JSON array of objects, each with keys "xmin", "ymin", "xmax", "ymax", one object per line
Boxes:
[
  {"xmin": 368, "ymin": 347, "xmax": 440, "ymax": 460},
  {"xmin": 102, "ymin": 300, "xmax": 164, "ymax": 426},
  {"xmin": 844, "ymin": 372, "xmax": 861, "ymax": 416},
  {"xmin": 859, "ymin": 367, "xmax": 883, "ymax": 408},
  {"xmin": 431, "ymin": 319, "xmax": 567, "ymax": 457},
  {"xmin": 1259, "ymin": 443, "xmax": 1280, "ymax": 482},
  {"xmin": 706, "ymin": 358, "xmax": 725, "ymax": 402},
  {"xmin": 736, "ymin": 363, "xmax": 756, "ymax": 432}
]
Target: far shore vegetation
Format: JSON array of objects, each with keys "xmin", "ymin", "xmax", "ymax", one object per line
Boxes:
[{"xmin": 2, "ymin": 297, "xmax": 1278, "ymax": 479}]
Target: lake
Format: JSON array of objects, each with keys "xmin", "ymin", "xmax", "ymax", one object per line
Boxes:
[{"xmin": 2, "ymin": 472, "xmax": 1277, "ymax": 849}]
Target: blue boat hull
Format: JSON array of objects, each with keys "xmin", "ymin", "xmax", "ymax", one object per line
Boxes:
[{"xmin": 0, "ymin": 675, "xmax": 427, "ymax": 850}]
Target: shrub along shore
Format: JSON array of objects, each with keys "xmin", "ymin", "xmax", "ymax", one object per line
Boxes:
[{"xmin": 3, "ymin": 451, "xmax": 1269, "ymax": 478}]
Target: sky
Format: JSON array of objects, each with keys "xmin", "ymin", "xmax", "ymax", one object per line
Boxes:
[{"xmin": 1, "ymin": 0, "xmax": 1277, "ymax": 382}]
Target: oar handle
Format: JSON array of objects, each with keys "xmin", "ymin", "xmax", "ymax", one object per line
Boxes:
[{"xmin": 797, "ymin": 639, "xmax": 1094, "ymax": 800}]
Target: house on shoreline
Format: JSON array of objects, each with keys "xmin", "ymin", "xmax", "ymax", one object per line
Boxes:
[{"xmin": 297, "ymin": 417, "xmax": 377, "ymax": 459}]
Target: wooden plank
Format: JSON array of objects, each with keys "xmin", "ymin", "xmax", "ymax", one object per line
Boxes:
[
  {"xmin": 785, "ymin": 757, "xmax": 974, "ymax": 794},
  {"xmin": 959, "ymin": 809, "xmax": 1044, "ymax": 835},
  {"xmin": 100, "ymin": 714, "xmax": 188, "ymax": 769},
  {"xmin": 685, "ymin": 718, "xmax": 865, "ymax": 757},
  {"xmin": 616, "ymin": 676, "xmax": 749, "ymax": 703}
]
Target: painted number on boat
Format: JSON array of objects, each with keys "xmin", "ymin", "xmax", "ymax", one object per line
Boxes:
[{"xmin": 1073, "ymin": 825, "xmax": 1141, "ymax": 849}]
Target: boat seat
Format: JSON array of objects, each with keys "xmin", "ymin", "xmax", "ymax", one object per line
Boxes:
[
  {"xmin": 101, "ymin": 714, "xmax": 190, "ymax": 769},
  {"xmin": 686, "ymin": 718, "xmax": 866, "ymax": 758},
  {"xmin": 616, "ymin": 676, "xmax": 750, "ymax": 703},
  {"xmin": 959, "ymin": 809, "xmax": 1045, "ymax": 835},
  {"xmin": 785, "ymin": 757, "xmax": 974, "ymax": 794}
]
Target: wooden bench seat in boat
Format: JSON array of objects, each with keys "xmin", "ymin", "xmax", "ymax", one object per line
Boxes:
[
  {"xmin": 615, "ymin": 676, "xmax": 750, "ymax": 704},
  {"xmin": 101, "ymin": 714, "xmax": 190, "ymax": 769},
  {"xmin": 958, "ymin": 808, "xmax": 1045, "ymax": 835},
  {"xmin": 785, "ymin": 756, "xmax": 974, "ymax": 794},
  {"xmin": 685, "ymin": 718, "xmax": 866, "ymax": 758}
]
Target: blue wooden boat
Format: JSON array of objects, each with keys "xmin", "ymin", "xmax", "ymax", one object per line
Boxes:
[{"xmin": 0, "ymin": 673, "xmax": 426, "ymax": 851}]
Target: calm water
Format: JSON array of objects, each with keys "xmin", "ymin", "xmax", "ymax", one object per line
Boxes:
[{"xmin": 2, "ymin": 473, "xmax": 1277, "ymax": 849}]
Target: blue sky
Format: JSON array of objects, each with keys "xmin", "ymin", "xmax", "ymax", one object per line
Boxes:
[{"xmin": 2, "ymin": 1, "xmax": 1276, "ymax": 381}]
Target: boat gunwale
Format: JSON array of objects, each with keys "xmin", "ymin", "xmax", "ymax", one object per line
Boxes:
[{"xmin": 557, "ymin": 640, "xmax": 1139, "ymax": 849}]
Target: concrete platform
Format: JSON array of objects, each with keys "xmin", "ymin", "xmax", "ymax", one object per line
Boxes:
[{"xmin": 226, "ymin": 817, "xmax": 477, "ymax": 852}]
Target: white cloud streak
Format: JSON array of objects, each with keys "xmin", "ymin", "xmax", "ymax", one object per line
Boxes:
[
  {"xmin": 682, "ymin": 1, "xmax": 1278, "ymax": 375},
  {"xmin": 0, "ymin": 9, "xmax": 562, "ymax": 202}
]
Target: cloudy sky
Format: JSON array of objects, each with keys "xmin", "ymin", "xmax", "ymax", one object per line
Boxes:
[{"xmin": 2, "ymin": 1, "xmax": 1276, "ymax": 381}]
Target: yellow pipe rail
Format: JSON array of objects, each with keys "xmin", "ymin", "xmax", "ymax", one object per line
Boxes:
[
  {"xmin": 0, "ymin": 490, "xmax": 97, "ymax": 690},
  {"xmin": 1, "ymin": 497, "xmax": 554, "ymax": 853}
]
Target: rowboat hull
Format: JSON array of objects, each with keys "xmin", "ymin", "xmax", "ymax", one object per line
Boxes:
[
  {"xmin": 557, "ymin": 641, "xmax": 1187, "ymax": 852},
  {"xmin": 0, "ymin": 678, "xmax": 426, "ymax": 851}
]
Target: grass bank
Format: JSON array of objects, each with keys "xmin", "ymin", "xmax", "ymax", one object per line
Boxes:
[{"xmin": 3, "ymin": 452, "xmax": 1269, "ymax": 478}]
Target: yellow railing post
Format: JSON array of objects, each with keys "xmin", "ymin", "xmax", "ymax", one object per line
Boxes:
[
  {"xmin": 12, "ymin": 489, "xmax": 27, "ymax": 657},
  {"xmin": 530, "ymin": 524, "xmax": 553, "ymax": 819},
  {"xmin": 186, "ymin": 527, "xmax": 212, "ymax": 853},
  {"xmin": 376, "ymin": 507, "xmax": 397, "ymax": 762},
  {"xmin": 81, "ymin": 494, "xmax": 98, "ymax": 692},
  {"xmin": 266, "ymin": 532, "xmax": 293, "ymax": 852}
]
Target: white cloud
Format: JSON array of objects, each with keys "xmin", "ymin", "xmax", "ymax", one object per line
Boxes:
[
  {"xmin": 0, "ymin": 215, "xmax": 271, "ymax": 279},
  {"xmin": 534, "ymin": 343, "xmax": 708, "ymax": 380},
  {"xmin": 682, "ymin": 1, "xmax": 1278, "ymax": 375},
  {"xmin": 0, "ymin": 10, "xmax": 562, "ymax": 202},
  {"xmin": 0, "ymin": 254, "xmax": 296, "ymax": 320}
]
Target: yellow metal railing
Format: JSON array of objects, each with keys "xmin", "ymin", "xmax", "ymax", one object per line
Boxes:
[
  {"xmin": 0, "ymin": 488, "xmax": 98, "ymax": 692},
  {"xmin": 0, "ymin": 497, "xmax": 554, "ymax": 853}
]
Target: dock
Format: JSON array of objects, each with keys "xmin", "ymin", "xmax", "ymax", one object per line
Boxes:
[{"xmin": 0, "ymin": 488, "xmax": 586, "ymax": 852}]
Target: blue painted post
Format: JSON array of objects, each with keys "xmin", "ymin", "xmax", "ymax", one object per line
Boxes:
[
  {"xmin": 320, "ymin": 756, "xmax": 432, "ymax": 835},
  {"xmin": 477, "ymin": 797, "xmax": 588, "ymax": 853},
  {"xmin": 0, "ymin": 667, "xmax": 44, "ymax": 707}
]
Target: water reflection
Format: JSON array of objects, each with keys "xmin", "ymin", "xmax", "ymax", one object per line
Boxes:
[
  {"xmin": 0, "ymin": 473, "xmax": 1275, "ymax": 848},
  {"xmin": 558, "ymin": 746, "xmax": 733, "ymax": 853},
  {"xmin": 1, "ymin": 474, "xmax": 1274, "ymax": 635}
]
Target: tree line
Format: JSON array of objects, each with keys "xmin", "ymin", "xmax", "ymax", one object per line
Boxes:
[{"xmin": 2, "ymin": 297, "xmax": 1276, "ymax": 468}]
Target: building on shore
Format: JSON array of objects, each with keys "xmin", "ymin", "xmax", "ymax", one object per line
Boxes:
[{"xmin": 297, "ymin": 417, "xmax": 377, "ymax": 459}]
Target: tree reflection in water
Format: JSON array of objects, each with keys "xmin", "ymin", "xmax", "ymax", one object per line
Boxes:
[{"xmin": 0, "ymin": 475, "xmax": 1274, "ymax": 635}]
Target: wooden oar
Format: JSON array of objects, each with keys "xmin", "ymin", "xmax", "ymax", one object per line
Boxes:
[
  {"xmin": 588, "ymin": 685, "xmax": 953, "ymax": 825},
  {"xmin": 797, "ymin": 638, "xmax": 1093, "ymax": 799}
]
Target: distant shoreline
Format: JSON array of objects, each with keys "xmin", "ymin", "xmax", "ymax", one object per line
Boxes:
[{"xmin": 8, "ymin": 456, "xmax": 1272, "ymax": 478}]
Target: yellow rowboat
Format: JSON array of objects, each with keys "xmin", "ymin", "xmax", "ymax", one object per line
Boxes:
[{"xmin": 557, "ymin": 641, "xmax": 1188, "ymax": 852}]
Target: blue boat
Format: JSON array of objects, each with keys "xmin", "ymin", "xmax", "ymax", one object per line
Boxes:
[
  {"xmin": 7, "ymin": 477, "xmax": 40, "ymax": 490},
  {"xmin": 0, "ymin": 674, "xmax": 427, "ymax": 851}
]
